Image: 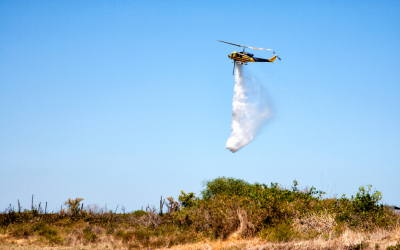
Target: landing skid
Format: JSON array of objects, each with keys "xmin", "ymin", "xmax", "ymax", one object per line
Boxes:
[
  {"xmin": 232, "ymin": 60, "xmax": 247, "ymax": 75},
  {"xmin": 232, "ymin": 60, "xmax": 247, "ymax": 65}
]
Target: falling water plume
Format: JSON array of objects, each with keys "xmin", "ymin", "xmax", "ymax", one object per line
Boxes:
[{"xmin": 226, "ymin": 64, "xmax": 272, "ymax": 153}]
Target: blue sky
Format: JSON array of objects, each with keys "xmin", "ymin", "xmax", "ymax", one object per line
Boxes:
[{"xmin": 1, "ymin": 0, "xmax": 399, "ymax": 211}]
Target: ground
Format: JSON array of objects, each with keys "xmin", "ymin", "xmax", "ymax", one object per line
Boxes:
[{"xmin": 1, "ymin": 228, "xmax": 400, "ymax": 250}]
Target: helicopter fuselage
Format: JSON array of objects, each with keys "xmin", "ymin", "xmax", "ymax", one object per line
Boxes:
[{"xmin": 228, "ymin": 51, "xmax": 276, "ymax": 63}]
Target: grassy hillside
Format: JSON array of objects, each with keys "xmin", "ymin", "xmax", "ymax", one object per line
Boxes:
[{"xmin": 1, "ymin": 177, "xmax": 399, "ymax": 249}]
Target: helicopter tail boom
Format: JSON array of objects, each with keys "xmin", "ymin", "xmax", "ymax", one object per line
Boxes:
[
  {"xmin": 264, "ymin": 52, "xmax": 281, "ymax": 62},
  {"xmin": 268, "ymin": 55, "xmax": 277, "ymax": 62}
]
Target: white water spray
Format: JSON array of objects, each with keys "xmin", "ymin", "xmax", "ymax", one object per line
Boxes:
[{"xmin": 226, "ymin": 64, "xmax": 272, "ymax": 153}]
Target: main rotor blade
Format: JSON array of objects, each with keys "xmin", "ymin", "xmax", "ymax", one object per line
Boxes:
[
  {"xmin": 217, "ymin": 40, "xmax": 243, "ymax": 48},
  {"xmin": 246, "ymin": 46, "xmax": 272, "ymax": 51},
  {"xmin": 217, "ymin": 40, "xmax": 272, "ymax": 51}
]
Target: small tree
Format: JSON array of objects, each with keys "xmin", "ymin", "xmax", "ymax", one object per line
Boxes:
[
  {"xmin": 64, "ymin": 198, "xmax": 84, "ymax": 215},
  {"xmin": 352, "ymin": 185, "xmax": 382, "ymax": 213},
  {"xmin": 178, "ymin": 191, "xmax": 198, "ymax": 209}
]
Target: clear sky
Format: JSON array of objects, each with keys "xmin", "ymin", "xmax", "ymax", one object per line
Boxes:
[{"xmin": 1, "ymin": 0, "xmax": 399, "ymax": 212}]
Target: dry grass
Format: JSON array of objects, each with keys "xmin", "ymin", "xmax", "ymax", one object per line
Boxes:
[
  {"xmin": 161, "ymin": 228, "xmax": 400, "ymax": 250},
  {"xmin": 1, "ymin": 227, "xmax": 399, "ymax": 250},
  {"xmin": 228, "ymin": 209, "xmax": 256, "ymax": 240},
  {"xmin": 293, "ymin": 210, "xmax": 337, "ymax": 235}
]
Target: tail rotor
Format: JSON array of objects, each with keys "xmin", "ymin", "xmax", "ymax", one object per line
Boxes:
[{"xmin": 273, "ymin": 51, "xmax": 281, "ymax": 61}]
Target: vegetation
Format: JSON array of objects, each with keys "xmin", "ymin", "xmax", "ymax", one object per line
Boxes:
[{"xmin": 0, "ymin": 177, "xmax": 398, "ymax": 249}]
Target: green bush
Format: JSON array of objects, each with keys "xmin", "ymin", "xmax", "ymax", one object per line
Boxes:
[
  {"xmin": 114, "ymin": 229, "xmax": 151, "ymax": 244},
  {"xmin": 115, "ymin": 229, "xmax": 135, "ymax": 243},
  {"xmin": 37, "ymin": 224, "xmax": 58, "ymax": 237},
  {"xmin": 10, "ymin": 224, "xmax": 31, "ymax": 238},
  {"xmin": 115, "ymin": 229, "xmax": 125, "ymax": 238},
  {"xmin": 134, "ymin": 230, "xmax": 151, "ymax": 242},
  {"xmin": 201, "ymin": 177, "xmax": 253, "ymax": 200},
  {"xmin": 9, "ymin": 222, "xmax": 64, "ymax": 243},
  {"xmin": 122, "ymin": 231, "xmax": 135, "ymax": 242},
  {"xmin": 131, "ymin": 210, "xmax": 147, "ymax": 217},
  {"xmin": 353, "ymin": 185, "xmax": 382, "ymax": 213},
  {"xmin": 201, "ymin": 177, "xmax": 323, "ymax": 201},
  {"xmin": 32, "ymin": 223, "xmax": 63, "ymax": 244},
  {"xmin": 178, "ymin": 191, "xmax": 198, "ymax": 209},
  {"xmin": 266, "ymin": 223, "xmax": 296, "ymax": 242},
  {"xmin": 335, "ymin": 185, "xmax": 391, "ymax": 230},
  {"xmin": 106, "ymin": 223, "xmax": 117, "ymax": 234},
  {"xmin": 83, "ymin": 226, "xmax": 97, "ymax": 242},
  {"xmin": 46, "ymin": 234, "xmax": 64, "ymax": 244},
  {"xmin": 64, "ymin": 198, "xmax": 84, "ymax": 216},
  {"xmin": 387, "ymin": 244, "xmax": 400, "ymax": 250},
  {"xmin": 172, "ymin": 193, "xmax": 266, "ymax": 239}
]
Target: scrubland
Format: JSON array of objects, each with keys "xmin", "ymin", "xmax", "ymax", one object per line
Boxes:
[{"xmin": 1, "ymin": 177, "xmax": 399, "ymax": 249}]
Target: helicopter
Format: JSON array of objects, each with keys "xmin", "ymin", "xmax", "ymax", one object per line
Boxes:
[{"xmin": 217, "ymin": 40, "xmax": 281, "ymax": 75}]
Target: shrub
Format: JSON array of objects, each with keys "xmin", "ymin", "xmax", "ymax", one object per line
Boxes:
[
  {"xmin": 33, "ymin": 223, "xmax": 63, "ymax": 244},
  {"xmin": 134, "ymin": 230, "xmax": 151, "ymax": 242},
  {"xmin": 352, "ymin": 240, "xmax": 370, "ymax": 250},
  {"xmin": 201, "ymin": 177, "xmax": 252, "ymax": 200},
  {"xmin": 122, "ymin": 231, "xmax": 135, "ymax": 242},
  {"xmin": 178, "ymin": 191, "xmax": 198, "ymax": 209},
  {"xmin": 114, "ymin": 229, "xmax": 151, "ymax": 244},
  {"xmin": 106, "ymin": 223, "xmax": 117, "ymax": 234},
  {"xmin": 132, "ymin": 210, "xmax": 147, "ymax": 217},
  {"xmin": 10, "ymin": 224, "xmax": 31, "ymax": 238},
  {"xmin": 64, "ymin": 198, "xmax": 84, "ymax": 216},
  {"xmin": 36, "ymin": 224, "xmax": 58, "ymax": 237},
  {"xmin": 335, "ymin": 185, "xmax": 392, "ymax": 230},
  {"xmin": 352, "ymin": 185, "xmax": 382, "ymax": 213},
  {"xmin": 115, "ymin": 229, "xmax": 125, "ymax": 238},
  {"xmin": 46, "ymin": 234, "xmax": 64, "ymax": 244},
  {"xmin": 172, "ymin": 194, "xmax": 265, "ymax": 239},
  {"xmin": 83, "ymin": 226, "xmax": 97, "ymax": 242},
  {"xmin": 263, "ymin": 223, "xmax": 297, "ymax": 242},
  {"xmin": 387, "ymin": 244, "xmax": 400, "ymax": 250}
]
